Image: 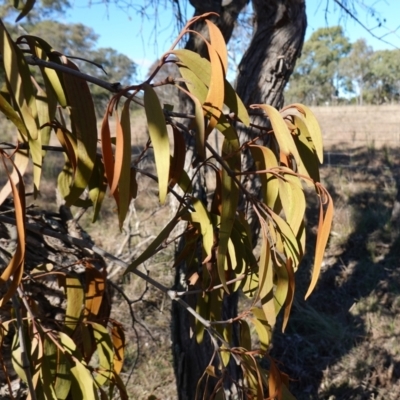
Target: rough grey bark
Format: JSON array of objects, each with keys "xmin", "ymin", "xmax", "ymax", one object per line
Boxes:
[{"xmin": 171, "ymin": 1, "xmax": 306, "ymax": 399}]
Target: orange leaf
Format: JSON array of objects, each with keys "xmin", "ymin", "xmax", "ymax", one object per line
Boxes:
[
  {"xmin": 111, "ymin": 322, "xmax": 125, "ymax": 374},
  {"xmin": 0, "ymin": 155, "xmax": 26, "ymax": 306},
  {"xmin": 84, "ymin": 265, "xmax": 106, "ymax": 319},
  {"xmin": 205, "ymin": 19, "xmax": 228, "ymax": 74},
  {"xmin": 305, "ymin": 187, "xmax": 333, "ymax": 299}
]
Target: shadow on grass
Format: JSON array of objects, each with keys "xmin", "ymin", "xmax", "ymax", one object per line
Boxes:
[{"xmin": 271, "ymin": 146, "xmax": 400, "ymax": 399}]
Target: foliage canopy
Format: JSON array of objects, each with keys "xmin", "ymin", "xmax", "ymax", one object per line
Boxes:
[{"xmin": 0, "ymin": 3, "xmax": 333, "ymax": 399}]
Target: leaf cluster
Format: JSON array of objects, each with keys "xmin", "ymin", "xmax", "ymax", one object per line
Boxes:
[{"xmin": 0, "ymin": 8, "xmax": 333, "ymax": 399}]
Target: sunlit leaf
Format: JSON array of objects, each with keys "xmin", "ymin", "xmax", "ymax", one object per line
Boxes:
[
  {"xmin": 92, "ymin": 322, "xmax": 114, "ymax": 386},
  {"xmin": 62, "ymin": 274, "xmax": 84, "ymax": 336},
  {"xmin": 252, "ymin": 104, "xmax": 301, "ymax": 167},
  {"xmin": 111, "ymin": 322, "xmax": 125, "ymax": 375},
  {"xmin": 143, "ymin": 83, "xmax": 170, "ymax": 204},
  {"xmin": 174, "ymin": 49, "xmax": 249, "ymax": 125},
  {"xmin": 249, "ymin": 145, "xmax": 279, "ymax": 209},
  {"xmin": 0, "ymin": 20, "xmax": 39, "ymax": 141},
  {"xmin": 84, "ymin": 265, "xmax": 106, "ymax": 319},
  {"xmin": 58, "ymin": 332, "xmax": 98, "ymax": 400},
  {"xmin": 292, "ymin": 103, "xmax": 324, "ymax": 163}
]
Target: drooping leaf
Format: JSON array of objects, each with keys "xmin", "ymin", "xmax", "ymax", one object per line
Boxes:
[
  {"xmin": 305, "ymin": 187, "xmax": 334, "ymax": 299},
  {"xmin": 0, "ymin": 156, "xmax": 26, "ymax": 306},
  {"xmin": 21, "ymin": 35, "xmax": 67, "ymax": 107},
  {"xmin": 0, "ymin": 19, "xmax": 39, "ymax": 141},
  {"xmin": 143, "ymin": 83, "xmax": 170, "ymax": 204},
  {"xmin": 189, "ymin": 199, "xmax": 215, "ymax": 263},
  {"xmin": 282, "ymin": 259, "xmax": 295, "ymax": 332},
  {"xmin": 249, "ymin": 308, "xmax": 271, "ymax": 352},
  {"xmin": 61, "ymin": 57, "xmax": 97, "ymax": 206},
  {"xmin": 0, "ymin": 92, "xmax": 28, "ymax": 137},
  {"xmin": 249, "ymin": 145, "xmax": 279, "ymax": 209},
  {"xmin": 116, "ymin": 100, "xmax": 132, "ymax": 227},
  {"xmin": 205, "ymin": 19, "xmax": 228, "ymax": 73},
  {"xmin": 288, "ymin": 114, "xmax": 320, "ymax": 184},
  {"xmin": 58, "ymin": 332, "xmax": 98, "ymax": 400},
  {"xmin": 278, "ymin": 172, "xmax": 305, "ymax": 236},
  {"xmin": 292, "ymin": 103, "xmax": 324, "ymax": 163},
  {"xmin": 84, "ymin": 265, "xmax": 106, "ymax": 319},
  {"xmin": 252, "ymin": 104, "xmax": 301, "ymax": 168},
  {"xmin": 92, "ymin": 322, "xmax": 114, "ymax": 386},
  {"xmin": 100, "ymin": 104, "xmax": 115, "ymax": 193},
  {"xmin": 62, "ymin": 274, "xmax": 84, "ymax": 336},
  {"xmin": 174, "ymin": 49, "xmax": 249, "ymax": 125},
  {"xmin": 258, "ymin": 236, "xmax": 276, "ymax": 327},
  {"xmin": 110, "ymin": 322, "xmax": 125, "ymax": 375},
  {"xmin": 44, "ymin": 336, "xmax": 71, "ymax": 400}
]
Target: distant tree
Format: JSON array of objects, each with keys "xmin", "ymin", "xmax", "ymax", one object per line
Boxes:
[
  {"xmin": 365, "ymin": 49, "xmax": 400, "ymax": 104},
  {"xmin": 285, "ymin": 26, "xmax": 351, "ymax": 105},
  {"xmin": 340, "ymin": 38, "xmax": 373, "ymax": 106}
]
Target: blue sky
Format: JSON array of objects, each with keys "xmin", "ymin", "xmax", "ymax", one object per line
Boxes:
[{"xmin": 64, "ymin": 0, "xmax": 400, "ymax": 81}]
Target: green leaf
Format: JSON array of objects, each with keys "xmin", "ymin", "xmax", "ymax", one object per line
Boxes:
[
  {"xmin": 21, "ymin": 35, "xmax": 67, "ymax": 106},
  {"xmin": 44, "ymin": 337, "xmax": 71, "ymax": 400},
  {"xmin": 58, "ymin": 332, "xmax": 98, "ymax": 400},
  {"xmin": 62, "ymin": 274, "xmax": 84, "ymax": 336},
  {"xmin": 174, "ymin": 49, "xmax": 249, "ymax": 125},
  {"xmin": 143, "ymin": 83, "xmax": 170, "ymax": 204},
  {"xmin": 92, "ymin": 323, "xmax": 114, "ymax": 386},
  {"xmin": 189, "ymin": 199, "xmax": 214, "ymax": 262},
  {"xmin": 292, "ymin": 114, "xmax": 321, "ymax": 183},
  {"xmin": 249, "ymin": 307, "xmax": 271, "ymax": 352},
  {"xmin": 249, "ymin": 145, "xmax": 279, "ymax": 209},
  {"xmin": 279, "ymin": 173, "xmax": 305, "ymax": 236},
  {"xmin": 252, "ymin": 104, "xmax": 301, "ymax": 167},
  {"xmin": 0, "ymin": 19, "xmax": 39, "ymax": 141},
  {"xmin": 257, "ymin": 234, "xmax": 276, "ymax": 326},
  {"xmin": 0, "ymin": 92, "xmax": 28, "ymax": 137},
  {"xmin": 217, "ymin": 134, "xmax": 240, "ymax": 293},
  {"xmin": 62, "ymin": 58, "xmax": 97, "ymax": 206},
  {"xmin": 293, "ymin": 103, "xmax": 324, "ymax": 163}
]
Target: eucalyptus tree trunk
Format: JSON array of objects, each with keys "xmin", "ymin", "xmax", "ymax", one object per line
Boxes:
[{"xmin": 171, "ymin": 1, "xmax": 306, "ymax": 399}]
